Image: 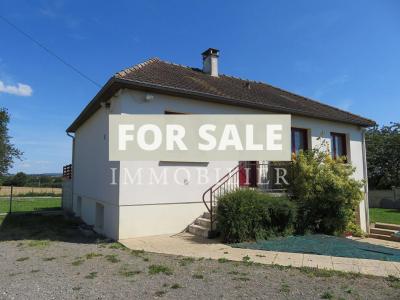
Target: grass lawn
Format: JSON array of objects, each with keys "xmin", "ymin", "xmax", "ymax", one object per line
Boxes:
[
  {"xmin": 370, "ymin": 208, "xmax": 400, "ymax": 225},
  {"xmin": 0, "ymin": 197, "xmax": 61, "ymax": 214}
]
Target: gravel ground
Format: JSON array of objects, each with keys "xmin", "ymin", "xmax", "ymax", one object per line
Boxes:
[{"xmin": 0, "ymin": 214, "xmax": 399, "ymax": 299}]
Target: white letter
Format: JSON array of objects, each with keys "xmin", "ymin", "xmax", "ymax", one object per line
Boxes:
[
  {"xmin": 110, "ymin": 167, "xmax": 118, "ymax": 185},
  {"xmin": 246, "ymin": 124, "xmax": 263, "ymax": 151},
  {"xmin": 275, "ymin": 167, "xmax": 289, "ymax": 185},
  {"xmin": 266, "ymin": 124, "xmax": 282, "ymax": 151},
  {"xmin": 149, "ymin": 168, "xmax": 168, "ymax": 185},
  {"xmin": 118, "ymin": 124, "xmax": 134, "ymax": 151},
  {"xmin": 166, "ymin": 124, "xmax": 187, "ymax": 151},
  {"xmin": 174, "ymin": 167, "xmax": 191, "ymax": 185},
  {"xmin": 123, "ymin": 168, "xmax": 143, "ymax": 185},
  {"xmin": 218, "ymin": 125, "xmax": 243, "ymax": 151},
  {"xmin": 137, "ymin": 124, "xmax": 162, "ymax": 151},
  {"xmin": 198, "ymin": 124, "xmax": 217, "ymax": 151},
  {"xmin": 197, "ymin": 167, "xmax": 209, "ymax": 185}
]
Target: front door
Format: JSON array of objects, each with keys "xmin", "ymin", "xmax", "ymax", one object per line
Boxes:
[{"xmin": 239, "ymin": 161, "xmax": 258, "ymax": 187}]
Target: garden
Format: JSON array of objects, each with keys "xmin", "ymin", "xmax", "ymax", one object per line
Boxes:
[
  {"xmin": 217, "ymin": 149, "xmax": 364, "ymax": 244},
  {"xmin": 214, "ymin": 149, "xmax": 400, "ymax": 261}
]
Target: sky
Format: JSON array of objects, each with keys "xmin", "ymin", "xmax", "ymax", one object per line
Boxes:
[{"xmin": 0, "ymin": 0, "xmax": 399, "ymax": 174}]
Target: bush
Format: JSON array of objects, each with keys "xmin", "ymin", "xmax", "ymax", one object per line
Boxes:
[
  {"xmin": 290, "ymin": 149, "xmax": 364, "ymax": 236},
  {"xmin": 216, "ymin": 189, "xmax": 296, "ymax": 243}
]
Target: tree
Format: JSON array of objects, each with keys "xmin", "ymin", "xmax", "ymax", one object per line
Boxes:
[
  {"xmin": 2, "ymin": 172, "xmax": 27, "ymax": 186},
  {"xmin": 366, "ymin": 123, "xmax": 400, "ymax": 189},
  {"xmin": 10, "ymin": 172, "xmax": 28, "ymax": 187},
  {"xmin": 0, "ymin": 108, "xmax": 22, "ymax": 176}
]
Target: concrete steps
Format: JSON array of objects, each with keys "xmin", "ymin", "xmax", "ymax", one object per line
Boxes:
[
  {"xmin": 375, "ymin": 222, "xmax": 400, "ymax": 231},
  {"xmin": 203, "ymin": 211, "xmax": 211, "ymax": 219},
  {"xmin": 195, "ymin": 217, "xmax": 212, "ymax": 228},
  {"xmin": 187, "ymin": 211, "xmax": 217, "ymax": 238},
  {"xmin": 369, "ymin": 222, "xmax": 400, "ymax": 242},
  {"xmin": 369, "ymin": 233, "xmax": 395, "ymax": 241},
  {"xmin": 370, "ymin": 227, "xmax": 398, "ymax": 236},
  {"xmin": 187, "ymin": 224, "xmax": 209, "ymax": 238}
]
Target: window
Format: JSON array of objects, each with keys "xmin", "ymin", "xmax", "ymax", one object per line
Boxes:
[
  {"xmin": 291, "ymin": 128, "xmax": 308, "ymax": 154},
  {"xmin": 164, "ymin": 110, "xmax": 187, "ymax": 114},
  {"xmin": 76, "ymin": 196, "xmax": 82, "ymax": 216},
  {"xmin": 331, "ymin": 132, "xmax": 347, "ymax": 160},
  {"xmin": 95, "ymin": 203, "xmax": 104, "ymax": 231}
]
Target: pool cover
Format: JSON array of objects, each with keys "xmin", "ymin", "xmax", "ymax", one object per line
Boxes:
[{"xmin": 233, "ymin": 235, "xmax": 400, "ymax": 262}]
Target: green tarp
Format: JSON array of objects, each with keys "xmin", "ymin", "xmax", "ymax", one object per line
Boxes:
[{"xmin": 233, "ymin": 234, "xmax": 400, "ymax": 262}]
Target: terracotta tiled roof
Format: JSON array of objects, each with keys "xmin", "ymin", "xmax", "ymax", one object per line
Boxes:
[{"xmin": 67, "ymin": 58, "xmax": 375, "ymax": 132}]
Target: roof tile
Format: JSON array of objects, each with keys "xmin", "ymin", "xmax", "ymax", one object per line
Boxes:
[{"xmin": 115, "ymin": 59, "xmax": 375, "ymax": 127}]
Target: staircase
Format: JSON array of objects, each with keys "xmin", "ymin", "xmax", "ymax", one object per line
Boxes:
[
  {"xmin": 188, "ymin": 211, "xmax": 216, "ymax": 238},
  {"xmin": 369, "ymin": 223, "xmax": 400, "ymax": 242},
  {"xmin": 187, "ymin": 162, "xmax": 292, "ymax": 238}
]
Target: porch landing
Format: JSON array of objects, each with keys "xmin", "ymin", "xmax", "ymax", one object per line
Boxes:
[{"xmin": 120, "ymin": 233, "xmax": 400, "ymax": 278}]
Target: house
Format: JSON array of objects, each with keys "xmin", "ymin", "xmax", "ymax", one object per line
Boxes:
[{"xmin": 63, "ymin": 48, "xmax": 375, "ymax": 240}]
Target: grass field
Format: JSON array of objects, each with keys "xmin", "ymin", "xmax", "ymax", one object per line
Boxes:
[
  {"xmin": 0, "ymin": 197, "xmax": 61, "ymax": 214},
  {"xmin": 370, "ymin": 208, "xmax": 400, "ymax": 225}
]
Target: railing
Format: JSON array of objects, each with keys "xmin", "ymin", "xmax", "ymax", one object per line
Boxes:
[
  {"xmin": 201, "ymin": 165, "xmax": 240, "ymax": 235},
  {"xmin": 202, "ymin": 161, "xmax": 292, "ymax": 236},
  {"xmin": 63, "ymin": 164, "xmax": 72, "ymax": 180}
]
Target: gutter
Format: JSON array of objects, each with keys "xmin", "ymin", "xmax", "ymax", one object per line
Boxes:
[
  {"xmin": 66, "ymin": 132, "xmax": 75, "ymax": 212},
  {"xmin": 361, "ymin": 128, "xmax": 370, "ymax": 233}
]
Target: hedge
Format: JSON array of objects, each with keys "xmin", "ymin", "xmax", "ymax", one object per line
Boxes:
[{"xmin": 216, "ymin": 189, "xmax": 296, "ymax": 243}]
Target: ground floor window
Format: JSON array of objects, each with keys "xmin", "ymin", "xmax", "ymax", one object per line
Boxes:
[
  {"xmin": 331, "ymin": 132, "xmax": 347, "ymax": 161},
  {"xmin": 291, "ymin": 128, "xmax": 308, "ymax": 154}
]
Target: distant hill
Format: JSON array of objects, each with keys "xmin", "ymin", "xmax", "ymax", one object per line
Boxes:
[
  {"xmin": 29, "ymin": 173, "xmax": 62, "ymax": 177},
  {"xmin": 7, "ymin": 173, "xmax": 62, "ymax": 177}
]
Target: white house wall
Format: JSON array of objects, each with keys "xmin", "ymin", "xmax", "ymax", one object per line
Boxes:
[
  {"xmin": 115, "ymin": 89, "xmax": 368, "ymax": 238},
  {"xmin": 72, "ymin": 97, "xmax": 122, "ymax": 239},
  {"xmin": 291, "ymin": 116, "xmax": 367, "ymax": 231}
]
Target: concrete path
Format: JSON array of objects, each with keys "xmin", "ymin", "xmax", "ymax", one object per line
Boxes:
[
  {"xmin": 120, "ymin": 233, "xmax": 400, "ymax": 278},
  {"xmin": 352, "ymin": 236, "xmax": 400, "ymax": 249}
]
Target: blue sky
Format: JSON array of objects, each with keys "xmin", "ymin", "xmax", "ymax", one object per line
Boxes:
[{"xmin": 0, "ymin": 0, "xmax": 399, "ymax": 174}]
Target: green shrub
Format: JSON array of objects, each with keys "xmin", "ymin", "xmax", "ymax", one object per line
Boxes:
[
  {"xmin": 290, "ymin": 149, "xmax": 364, "ymax": 235},
  {"xmin": 261, "ymin": 196, "xmax": 297, "ymax": 236},
  {"xmin": 216, "ymin": 189, "xmax": 296, "ymax": 243}
]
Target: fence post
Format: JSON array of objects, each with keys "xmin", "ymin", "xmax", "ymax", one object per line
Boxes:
[{"xmin": 9, "ymin": 185, "xmax": 13, "ymax": 214}]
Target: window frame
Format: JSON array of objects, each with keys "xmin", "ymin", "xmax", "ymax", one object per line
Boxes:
[
  {"xmin": 164, "ymin": 110, "xmax": 188, "ymax": 115},
  {"xmin": 331, "ymin": 132, "xmax": 348, "ymax": 161},
  {"xmin": 291, "ymin": 127, "xmax": 309, "ymax": 154}
]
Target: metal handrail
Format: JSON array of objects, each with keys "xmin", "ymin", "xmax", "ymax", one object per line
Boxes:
[
  {"xmin": 202, "ymin": 164, "xmax": 240, "ymax": 234},
  {"xmin": 201, "ymin": 161, "xmax": 292, "ymax": 236}
]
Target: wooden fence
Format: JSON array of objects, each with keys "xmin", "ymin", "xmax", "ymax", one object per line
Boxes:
[{"xmin": 0, "ymin": 186, "xmax": 62, "ymax": 196}]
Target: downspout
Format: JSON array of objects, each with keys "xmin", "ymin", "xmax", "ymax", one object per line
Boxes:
[
  {"xmin": 67, "ymin": 132, "xmax": 75, "ymax": 212},
  {"xmin": 361, "ymin": 128, "xmax": 370, "ymax": 233}
]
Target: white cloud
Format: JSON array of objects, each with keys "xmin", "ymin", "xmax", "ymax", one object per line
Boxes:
[{"xmin": 0, "ymin": 80, "xmax": 33, "ymax": 96}]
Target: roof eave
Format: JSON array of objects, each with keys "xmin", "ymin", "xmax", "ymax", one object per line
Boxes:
[
  {"xmin": 66, "ymin": 77, "xmax": 120, "ymax": 132},
  {"xmin": 66, "ymin": 77, "xmax": 376, "ymax": 132},
  {"xmin": 114, "ymin": 78, "xmax": 376, "ymax": 127}
]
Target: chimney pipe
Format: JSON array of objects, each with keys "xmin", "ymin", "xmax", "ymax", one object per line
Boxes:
[{"xmin": 202, "ymin": 48, "xmax": 219, "ymax": 77}]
